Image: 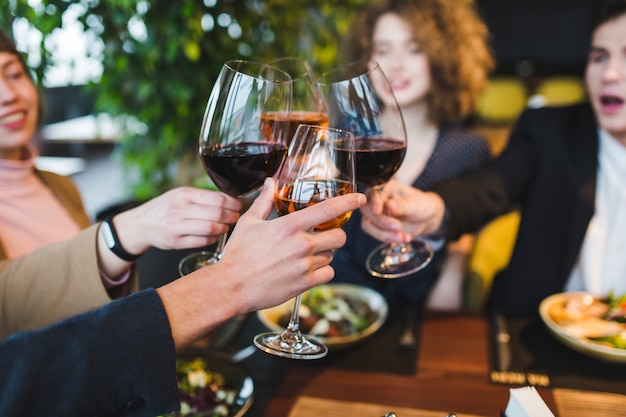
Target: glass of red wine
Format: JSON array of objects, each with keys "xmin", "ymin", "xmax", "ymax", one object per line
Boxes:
[
  {"xmin": 253, "ymin": 124, "xmax": 356, "ymax": 359},
  {"xmin": 263, "ymin": 57, "xmax": 329, "ymax": 144},
  {"xmin": 319, "ymin": 61, "xmax": 433, "ymax": 279},
  {"xmin": 179, "ymin": 60, "xmax": 292, "ymax": 273}
]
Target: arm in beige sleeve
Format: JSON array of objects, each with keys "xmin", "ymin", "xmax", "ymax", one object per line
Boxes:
[{"xmin": 0, "ymin": 224, "xmax": 136, "ymax": 338}]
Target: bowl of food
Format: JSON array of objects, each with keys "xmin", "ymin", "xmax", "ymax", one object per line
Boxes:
[
  {"xmin": 539, "ymin": 292, "xmax": 626, "ymax": 363},
  {"xmin": 257, "ymin": 283, "xmax": 388, "ymax": 349},
  {"xmin": 160, "ymin": 352, "xmax": 255, "ymax": 417}
]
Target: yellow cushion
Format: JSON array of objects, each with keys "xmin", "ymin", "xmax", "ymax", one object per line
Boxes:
[
  {"xmin": 534, "ymin": 76, "xmax": 586, "ymax": 107},
  {"xmin": 476, "ymin": 77, "xmax": 528, "ymax": 124},
  {"xmin": 463, "ymin": 211, "xmax": 521, "ymax": 312}
]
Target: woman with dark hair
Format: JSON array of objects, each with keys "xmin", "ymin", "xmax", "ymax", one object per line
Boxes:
[
  {"xmin": 360, "ymin": 0, "xmax": 626, "ymax": 316},
  {"xmin": 331, "ymin": 0, "xmax": 495, "ymax": 312}
]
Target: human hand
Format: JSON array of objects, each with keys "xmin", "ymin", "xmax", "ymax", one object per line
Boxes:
[
  {"xmin": 158, "ymin": 178, "xmax": 366, "ymax": 349},
  {"xmin": 218, "ymin": 177, "xmax": 367, "ymax": 313},
  {"xmin": 113, "ymin": 187, "xmax": 243, "ymax": 255},
  {"xmin": 360, "ymin": 179, "xmax": 446, "ymax": 243}
]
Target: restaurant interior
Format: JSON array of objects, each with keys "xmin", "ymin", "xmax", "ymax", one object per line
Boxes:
[{"xmin": 6, "ymin": 0, "xmax": 626, "ymax": 415}]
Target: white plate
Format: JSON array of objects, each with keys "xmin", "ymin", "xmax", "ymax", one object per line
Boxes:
[
  {"xmin": 257, "ymin": 283, "xmax": 388, "ymax": 349},
  {"xmin": 539, "ymin": 292, "xmax": 626, "ymax": 363}
]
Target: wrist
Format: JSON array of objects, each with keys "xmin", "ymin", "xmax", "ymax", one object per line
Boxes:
[
  {"xmin": 423, "ymin": 193, "xmax": 449, "ymax": 238},
  {"xmin": 101, "ymin": 216, "xmax": 142, "ymax": 262}
]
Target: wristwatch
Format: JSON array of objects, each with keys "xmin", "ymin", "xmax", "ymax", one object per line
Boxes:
[{"xmin": 101, "ymin": 216, "xmax": 141, "ymax": 261}]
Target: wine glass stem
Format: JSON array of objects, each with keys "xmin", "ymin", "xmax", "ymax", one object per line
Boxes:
[
  {"xmin": 213, "ymin": 231, "xmax": 227, "ymax": 261},
  {"xmin": 374, "ymin": 185, "xmax": 412, "ymax": 255},
  {"xmin": 280, "ymin": 293, "xmax": 304, "ymax": 344}
]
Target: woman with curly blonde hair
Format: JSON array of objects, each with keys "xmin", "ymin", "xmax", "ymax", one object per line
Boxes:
[{"xmin": 331, "ymin": 0, "xmax": 495, "ymax": 315}]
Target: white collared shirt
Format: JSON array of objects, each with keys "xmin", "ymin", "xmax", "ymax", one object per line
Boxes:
[{"xmin": 566, "ymin": 129, "xmax": 626, "ymax": 296}]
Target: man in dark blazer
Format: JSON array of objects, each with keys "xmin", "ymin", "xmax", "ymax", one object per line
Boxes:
[
  {"xmin": 359, "ymin": 0, "xmax": 626, "ymax": 316},
  {"xmin": 435, "ymin": 103, "xmax": 598, "ymax": 315}
]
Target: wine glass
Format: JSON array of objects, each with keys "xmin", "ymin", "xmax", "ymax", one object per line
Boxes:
[
  {"xmin": 263, "ymin": 57, "xmax": 329, "ymax": 145},
  {"xmin": 180, "ymin": 60, "xmax": 293, "ymax": 272},
  {"xmin": 319, "ymin": 61, "xmax": 433, "ymax": 279},
  {"xmin": 253, "ymin": 124, "xmax": 356, "ymax": 359}
]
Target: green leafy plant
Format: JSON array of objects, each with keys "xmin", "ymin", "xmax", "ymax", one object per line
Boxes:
[{"xmin": 2, "ymin": 0, "xmax": 366, "ymax": 200}]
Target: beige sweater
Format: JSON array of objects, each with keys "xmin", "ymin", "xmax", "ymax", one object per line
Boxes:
[{"xmin": 0, "ymin": 225, "xmax": 132, "ymax": 338}]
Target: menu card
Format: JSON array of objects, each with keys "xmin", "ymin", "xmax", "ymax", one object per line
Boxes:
[{"xmin": 504, "ymin": 386, "xmax": 555, "ymax": 417}]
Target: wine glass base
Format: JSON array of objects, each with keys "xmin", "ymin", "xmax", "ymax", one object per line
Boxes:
[
  {"xmin": 253, "ymin": 331, "xmax": 328, "ymax": 360},
  {"xmin": 178, "ymin": 250, "xmax": 220, "ymax": 276},
  {"xmin": 366, "ymin": 238, "xmax": 434, "ymax": 279}
]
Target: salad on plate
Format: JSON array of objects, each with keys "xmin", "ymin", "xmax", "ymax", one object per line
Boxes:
[
  {"xmin": 160, "ymin": 356, "xmax": 250, "ymax": 417},
  {"xmin": 545, "ymin": 292, "xmax": 626, "ymax": 349},
  {"xmin": 257, "ymin": 283, "xmax": 388, "ymax": 348}
]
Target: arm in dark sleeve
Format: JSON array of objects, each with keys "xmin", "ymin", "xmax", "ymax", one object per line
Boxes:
[
  {"xmin": 0, "ymin": 289, "xmax": 180, "ymax": 417},
  {"xmin": 432, "ymin": 110, "xmax": 540, "ymax": 240}
]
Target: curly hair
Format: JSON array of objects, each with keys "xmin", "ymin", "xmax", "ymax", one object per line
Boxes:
[{"xmin": 342, "ymin": 0, "xmax": 494, "ymax": 124}]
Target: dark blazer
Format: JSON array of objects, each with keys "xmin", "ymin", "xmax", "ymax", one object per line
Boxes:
[
  {"xmin": 433, "ymin": 104, "xmax": 599, "ymax": 316},
  {"xmin": 0, "ymin": 290, "xmax": 180, "ymax": 417}
]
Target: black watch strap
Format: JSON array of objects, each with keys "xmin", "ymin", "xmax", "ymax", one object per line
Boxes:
[{"xmin": 102, "ymin": 216, "xmax": 141, "ymax": 261}]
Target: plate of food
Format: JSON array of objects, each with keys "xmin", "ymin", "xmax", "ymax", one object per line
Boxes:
[
  {"xmin": 257, "ymin": 283, "xmax": 388, "ymax": 349},
  {"xmin": 539, "ymin": 292, "xmax": 626, "ymax": 363},
  {"xmin": 160, "ymin": 352, "xmax": 254, "ymax": 417}
]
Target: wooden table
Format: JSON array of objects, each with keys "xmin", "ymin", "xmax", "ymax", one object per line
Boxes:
[{"xmin": 255, "ymin": 312, "xmax": 625, "ymax": 417}]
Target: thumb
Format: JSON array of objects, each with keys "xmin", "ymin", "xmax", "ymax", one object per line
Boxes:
[{"xmin": 245, "ymin": 178, "xmax": 276, "ymax": 220}]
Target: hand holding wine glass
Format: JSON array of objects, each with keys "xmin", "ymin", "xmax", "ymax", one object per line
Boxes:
[
  {"xmin": 179, "ymin": 60, "xmax": 292, "ymax": 274},
  {"xmin": 253, "ymin": 124, "xmax": 356, "ymax": 359},
  {"xmin": 319, "ymin": 61, "xmax": 433, "ymax": 279}
]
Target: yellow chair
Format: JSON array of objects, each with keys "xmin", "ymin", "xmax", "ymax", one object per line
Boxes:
[
  {"xmin": 531, "ymin": 76, "xmax": 586, "ymax": 108},
  {"xmin": 476, "ymin": 77, "xmax": 528, "ymax": 124},
  {"xmin": 463, "ymin": 211, "xmax": 520, "ymax": 312}
]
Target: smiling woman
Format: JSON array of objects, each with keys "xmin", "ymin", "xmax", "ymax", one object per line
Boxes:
[{"xmin": 330, "ymin": 0, "xmax": 495, "ymax": 313}]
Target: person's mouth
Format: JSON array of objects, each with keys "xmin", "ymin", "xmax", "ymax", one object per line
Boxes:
[
  {"xmin": 0, "ymin": 111, "xmax": 27, "ymax": 129},
  {"xmin": 599, "ymin": 94, "xmax": 625, "ymax": 114},
  {"xmin": 389, "ymin": 79, "xmax": 410, "ymax": 92}
]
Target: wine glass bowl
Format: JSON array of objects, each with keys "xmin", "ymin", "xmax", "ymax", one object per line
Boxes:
[
  {"xmin": 263, "ymin": 57, "xmax": 329, "ymax": 145},
  {"xmin": 320, "ymin": 61, "xmax": 433, "ymax": 279},
  {"xmin": 200, "ymin": 60, "xmax": 292, "ymax": 198},
  {"xmin": 253, "ymin": 124, "xmax": 356, "ymax": 359}
]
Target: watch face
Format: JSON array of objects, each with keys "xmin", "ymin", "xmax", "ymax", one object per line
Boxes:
[{"xmin": 102, "ymin": 221, "xmax": 116, "ymax": 248}]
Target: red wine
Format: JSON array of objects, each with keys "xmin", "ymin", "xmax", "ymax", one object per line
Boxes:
[
  {"xmin": 352, "ymin": 137, "xmax": 406, "ymax": 187},
  {"xmin": 201, "ymin": 142, "xmax": 286, "ymax": 197},
  {"xmin": 260, "ymin": 111, "xmax": 329, "ymax": 145},
  {"xmin": 275, "ymin": 179, "xmax": 354, "ymax": 231}
]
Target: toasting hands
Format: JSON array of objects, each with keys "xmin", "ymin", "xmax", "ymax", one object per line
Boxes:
[
  {"xmin": 158, "ymin": 177, "xmax": 367, "ymax": 349},
  {"xmin": 360, "ymin": 179, "xmax": 447, "ymax": 243}
]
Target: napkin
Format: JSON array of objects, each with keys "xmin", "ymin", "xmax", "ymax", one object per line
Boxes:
[{"xmin": 504, "ymin": 386, "xmax": 555, "ymax": 417}]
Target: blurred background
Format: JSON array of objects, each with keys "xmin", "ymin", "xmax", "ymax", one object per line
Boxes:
[{"xmin": 0, "ymin": 0, "xmax": 594, "ymax": 219}]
